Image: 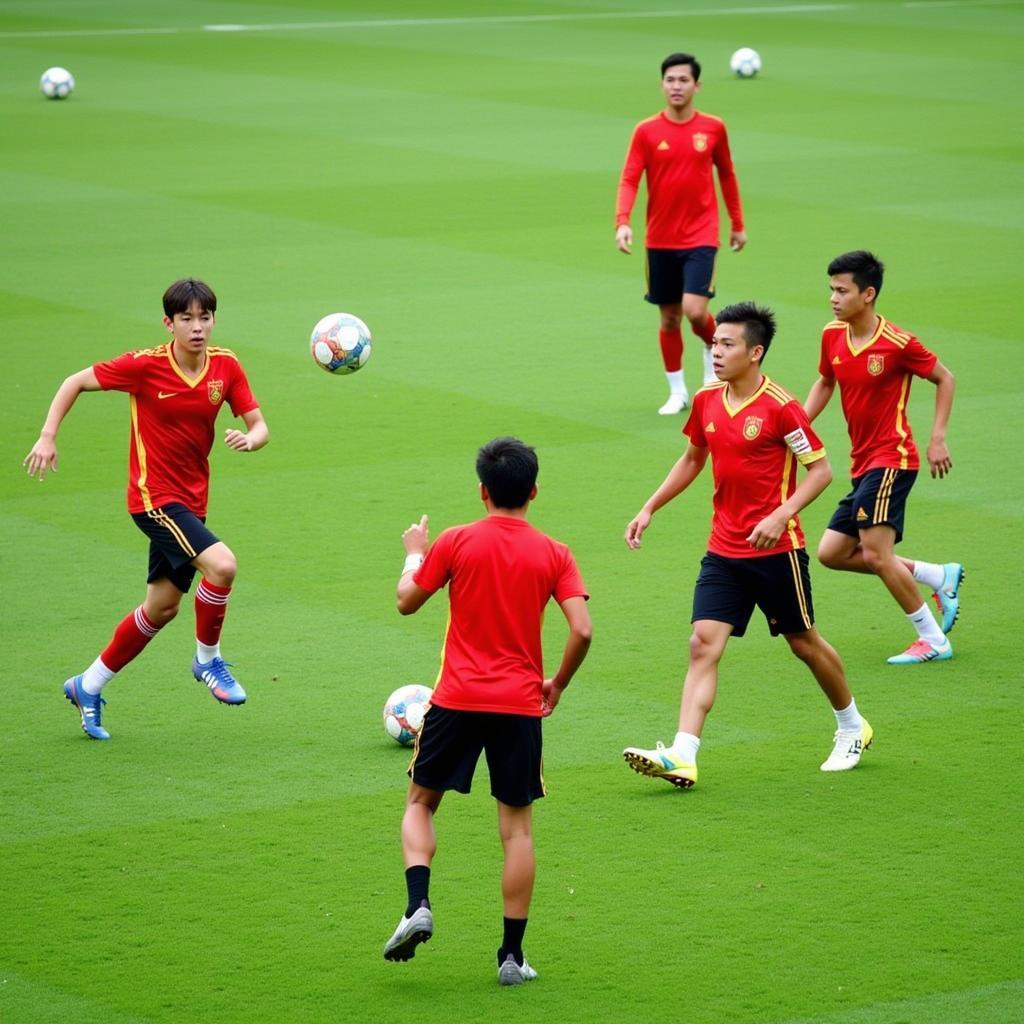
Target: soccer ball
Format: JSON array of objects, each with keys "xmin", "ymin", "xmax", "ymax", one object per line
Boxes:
[
  {"xmin": 310, "ymin": 312, "xmax": 372, "ymax": 375},
  {"xmin": 383, "ymin": 685, "xmax": 433, "ymax": 747},
  {"xmin": 40, "ymin": 67, "xmax": 75, "ymax": 99},
  {"xmin": 729, "ymin": 48, "xmax": 762, "ymax": 79}
]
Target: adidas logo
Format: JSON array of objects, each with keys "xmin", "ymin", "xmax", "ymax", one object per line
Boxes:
[
  {"xmin": 706, "ymin": 423, "xmax": 716, "ymax": 432},
  {"xmin": 856, "ymin": 506, "xmax": 868, "ymax": 521},
  {"xmin": 832, "ymin": 356, "xmax": 841, "ymax": 364},
  {"xmin": 657, "ymin": 140, "xmax": 670, "ymax": 150}
]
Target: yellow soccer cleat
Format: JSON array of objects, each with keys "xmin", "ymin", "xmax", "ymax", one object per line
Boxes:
[{"xmin": 623, "ymin": 742, "xmax": 698, "ymax": 789}]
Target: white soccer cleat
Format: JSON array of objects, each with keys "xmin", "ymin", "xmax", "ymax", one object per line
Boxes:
[
  {"xmin": 383, "ymin": 904, "xmax": 434, "ymax": 961},
  {"xmin": 658, "ymin": 392, "xmax": 689, "ymax": 415},
  {"xmin": 498, "ymin": 953, "xmax": 538, "ymax": 986},
  {"xmin": 820, "ymin": 719, "xmax": 874, "ymax": 772}
]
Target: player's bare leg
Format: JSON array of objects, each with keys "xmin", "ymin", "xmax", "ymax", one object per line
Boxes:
[
  {"xmin": 682, "ymin": 292, "xmax": 717, "ymax": 384},
  {"xmin": 496, "ymin": 802, "xmax": 538, "ymax": 985}
]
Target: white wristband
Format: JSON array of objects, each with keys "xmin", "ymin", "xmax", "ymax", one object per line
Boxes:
[{"xmin": 402, "ymin": 554, "xmax": 424, "ymax": 575}]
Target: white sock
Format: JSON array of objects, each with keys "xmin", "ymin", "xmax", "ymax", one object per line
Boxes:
[
  {"xmin": 907, "ymin": 604, "xmax": 946, "ymax": 647},
  {"xmin": 834, "ymin": 699, "xmax": 862, "ymax": 733},
  {"xmin": 196, "ymin": 641, "xmax": 221, "ymax": 664},
  {"xmin": 673, "ymin": 731, "xmax": 701, "ymax": 763},
  {"xmin": 910, "ymin": 560, "xmax": 945, "ymax": 590},
  {"xmin": 702, "ymin": 344, "xmax": 716, "ymax": 384},
  {"xmin": 81, "ymin": 657, "xmax": 115, "ymax": 696},
  {"xmin": 665, "ymin": 369, "xmax": 687, "ymax": 396}
]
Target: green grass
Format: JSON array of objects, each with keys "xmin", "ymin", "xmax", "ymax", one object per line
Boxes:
[{"xmin": 2, "ymin": 1, "xmax": 1023, "ymax": 1021}]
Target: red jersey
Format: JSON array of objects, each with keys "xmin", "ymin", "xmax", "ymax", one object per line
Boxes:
[
  {"xmin": 818, "ymin": 317, "xmax": 937, "ymax": 478},
  {"xmin": 683, "ymin": 377, "xmax": 827, "ymax": 558},
  {"xmin": 616, "ymin": 111, "xmax": 744, "ymax": 249},
  {"xmin": 93, "ymin": 344, "xmax": 258, "ymax": 516},
  {"xmin": 413, "ymin": 515, "xmax": 588, "ymax": 717}
]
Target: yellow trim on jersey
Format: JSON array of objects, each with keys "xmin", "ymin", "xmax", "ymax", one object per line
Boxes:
[
  {"xmin": 764, "ymin": 380, "xmax": 796, "ymax": 406},
  {"xmin": 797, "ymin": 449, "xmax": 828, "ymax": 466},
  {"xmin": 881, "ymin": 323, "xmax": 911, "ymax": 348},
  {"xmin": 129, "ymin": 395, "xmax": 152, "ymax": 512},
  {"xmin": 845, "ymin": 315, "xmax": 887, "ymax": 357},
  {"xmin": 166, "ymin": 346, "xmax": 210, "ymax": 388},
  {"xmin": 780, "ymin": 449, "xmax": 801, "ymax": 552},
  {"xmin": 894, "ymin": 374, "xmax": 911, "ymax": 467},
  {"xmin": 720, "ymin": 375, "xmax": 770, "ymax": 417},
  {"xmin": 787, "ymin": 550, "xmax": 812, "ymax": 629}
]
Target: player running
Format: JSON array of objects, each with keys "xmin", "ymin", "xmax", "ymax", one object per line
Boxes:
[{"xmin": 23, "ymin": 278, "xmax": 269, "ymax": 739}]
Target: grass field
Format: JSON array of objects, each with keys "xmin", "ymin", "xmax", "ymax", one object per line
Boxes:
[{"xmin": 2, "ymin": 1, "xmax": 1023, "ymax": 1021}]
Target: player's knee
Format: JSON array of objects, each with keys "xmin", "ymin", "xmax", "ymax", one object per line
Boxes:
[
  {"xmin": 688, "ymin": 629, "xmax": 718, "ymax": 663},
  {"xmin": 786, "ymin": 633, "xmax": 815, "ymax": 663},
  {"xmin": 147, "ymin": 601, "xmax": 179, "ymax": 627},
  {"xmin": 205, "ymin": 550, "xmax": 238, "ymax": 586},
  {"xmin": 859, "ymin": 546, "xmax": 885, "ymax": 574},
  {"xmin": 817, "ymin": 543, "xmax": 843, "ymax": 570},
  {"xmin": 660, "ymin": 310, "xmax": 682, "ymax": 331},
  {"xmin": 682, "ymin": 298, "xmax": 707, "ymax": 325}
]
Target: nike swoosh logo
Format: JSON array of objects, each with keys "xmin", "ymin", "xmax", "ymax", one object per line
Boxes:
[{"xmin": 157, "ymin": 391, "xmax": 178, "ymax": 399}]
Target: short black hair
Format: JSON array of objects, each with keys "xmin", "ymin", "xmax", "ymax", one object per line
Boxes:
[
  {"xmin": 827, "ymin": 250, "xmax": 884, "ymax": 298},
  {"xmin": 476, "ymin": 437, "xmax": 538, "ymax": 510},
  {"xmin": 715, "ymin": 301, "xmax": 777, "ymax": 363},
  {"xmin": 661, "ymin": 52, "xmax": 701, "ymax": 80},
  {"xmin": 163, "ymin": 278, "xmax": 217, "ymax": 318}
]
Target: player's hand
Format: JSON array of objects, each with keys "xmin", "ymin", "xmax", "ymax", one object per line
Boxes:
[
  {"xmin": 616, "ymin": 225, "xmax": 633, "ymax": 254},
  {"xmin": 23, "ymin": 437, "xmax": 58, "ymax": 480},
  {"xmin": 729, "ymin": 230, "xmax": 747, "ymax": 252},
  {"xmin": 403, "ymin": 514, "xmax": 429, "ymax": 555},
  {"xmin": 747, "ymin": 512, "xmax": 787, "ymax": 550},
  {"xmin": 224, "ymin": 428, "xmax": 255, "ymax": 451},
  {"xmin": 541, "ymin": 678, "xmax": 563, "ymax": 717},
  {"xmin": 625, "ymin": 510, "xmax": 651, "ymax": 549},
  {"xmin": 927, "ymin": 440, "xmax": 952, "ymax": 479}
]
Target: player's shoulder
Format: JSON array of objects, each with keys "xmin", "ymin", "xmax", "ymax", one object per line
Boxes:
[
  {"xmin": 821, "ymin": 319, "xmax": 846, "ymax": 334},
  {"xmin": 125, "ymin": 342, "xmax": 171, "ymax": 360},
  {"xmin": 878, "ymin": 317, "xmax": 916, "ymax": 348},
  {"xmin": 761, "ymin": 376, "xmax": 798, "ymax": 407},
  {"xmin": 207, "ymin": 345, "xmax": 242, "ymax": 363},
  {"xmin": 694, "ymin": 110, "xmax": 727, "ymax": 128},
  {"xmin": 695, "ymin": 379, "xmax": 727, "ymax": 399}
]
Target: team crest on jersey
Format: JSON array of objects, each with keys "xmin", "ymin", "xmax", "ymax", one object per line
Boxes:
[
  {"xmin": 692, "ymin": 133, "xmax": 708, "ymax": 152},
  {"xmin": 207, "ymin": 379, "xmax": 223, "ymax": 404},
  {"xmin": 743, "ymin": 416, "xmax": 763, "ymax": 440},
  {"xmin": 867, "ymin": 354, "xmax": 885, "ymax": 376}
]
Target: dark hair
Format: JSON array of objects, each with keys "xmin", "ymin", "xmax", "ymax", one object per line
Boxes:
[
  {"xmin": 827, "ymin": 250, "xmax": 884, "ymax": 298},
  {"xmin": 714, "ymin": 301, "xmax": 777, "ymax": 362},
  {"xmin": 661, "ymin": 52, "xmax": 701, "ymax": 80},
  {"xmin": 163, "ymin": 278, "xmax": 217, "ymax": 318},
  {"xmin": 476, "ymin": 437, "xmax": 538, "ymax": 509}
]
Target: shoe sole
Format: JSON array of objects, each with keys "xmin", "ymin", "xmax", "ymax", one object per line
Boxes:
[
  {"xmin": 383, "ymin": 928, "xmax": 432, "ymax": 962},
  {"xmin": 623, "ymin": 751, "xmax": 695, "ymax": 789}
]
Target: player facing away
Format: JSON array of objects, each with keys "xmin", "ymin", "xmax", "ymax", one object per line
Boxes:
[
  {"xmin": 23, "ymin": 278, "xmax": 269, "ymax": 739},
  {"xmin": 622, "ymin": 303, "xmax": 872, "ymax": 788},
  {"xmin": 616, "ymin": 52, "xmax": 746, "ymax": 416},
  {"xmin": 383, "ymin": 437, "xmax": 592, "ymax": 985},
  {"xmin": 804, "ymin": 251, "xmax": 961, "ymax": 665}
]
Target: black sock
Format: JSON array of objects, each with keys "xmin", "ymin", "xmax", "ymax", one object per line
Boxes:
[
  {"xmin": 497, "ymin": 916, "xmax": 528, "ymax": 966},
  {"xmin": 404, "ymin": 865, "xmax": 431, "ymax": 918}
]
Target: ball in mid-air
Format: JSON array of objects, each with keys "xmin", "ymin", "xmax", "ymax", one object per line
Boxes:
[
  {"xmin": 310, "ymin": 312, "xmax": 372, "ymax": 374},
  {"xmin": 383, "ymin": 685, "xmax": 433, "ymax": 747},
  {"xmin": 729, "ymin": 48, "xmax": 762, "ymax": 79},
  {"xmin": 40, "ymin": 67, "xmax": 75, "ymax": 99}
]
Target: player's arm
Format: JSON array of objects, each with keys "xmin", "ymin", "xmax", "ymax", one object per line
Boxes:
[
  {"xmin": 747, "ymin": 455, "xmax": 833, "ymax": 551},
  {"xmin": 225, "ymin": 407, "xmax": 270, "ymax": 452},
  {"xmin": 615, "ymin": 130, "xmax": 645, "ymax": 254},
  {"xmin": 541, "ymin": 595, "xmax": 593, "ymax": 717},
  {"xmin": 23, "ymin": 367, "xmax": 102, "ymax": 480},
  {"xmin": 713, "ymin": 130, "xmax": 746, "ymax": 251},
  {"xmin": 924, "ymin": 360, "xmax": 955, "ymax": 479},
  {"xmin": 396, "ymin": 514, "xmax": 432, "ymax": 615},
  {"xmin": 803, "ymin": 374, "xmax": 836, "ymax": 422},
  {"xmin": 625, "ymin": 443, "xmax": 709, "ymax": 549}
]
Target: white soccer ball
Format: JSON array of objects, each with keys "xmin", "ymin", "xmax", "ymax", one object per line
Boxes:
[
  {"xmin": 310, "ymin": 311, "xmax": 373, "ymax": 375},
  {"xmin": 40, "ymin": 66, "xmax": 75, "ymax": 99},
  {"xmin": 729, "ymin": 48, "xmax": 762, "ymax": 79},
  {"xmin": 383, "ymin": 685, "xmax": 433, "ymax": 747}
]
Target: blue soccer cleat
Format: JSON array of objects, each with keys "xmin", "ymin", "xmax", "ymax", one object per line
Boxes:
[
  {"xmin": 192, "ymin": 657, "xmax": 246, "ymax": 705},
  {"xmin": 63, "ymin": 675, "xmax": 110, "ymax": 740},
  {"xmin": 931, "ymin": 562, "xmax": 964, "ymax": 634}
]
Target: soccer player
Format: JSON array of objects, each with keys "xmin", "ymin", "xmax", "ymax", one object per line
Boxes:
[
  {"xmin": 805, "ymin": 251, "xmax": 961, "ymax": 665},
  {"xmin": 23, "ymin": 278, "xmax": 269, "ymax": 739},
  {"xmin": 616, "ymin": 52, "xmax": 746, "ymax": 416},
  {"xmin": 383, "ymin": 437, "xmax": 592, "ymax": 986},
  {"xmin": 622, "ymin": 303, "xmax": 872, "ymax": 788}
]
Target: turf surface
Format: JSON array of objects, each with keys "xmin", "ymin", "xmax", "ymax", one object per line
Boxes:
[{"xmin": 2, "ymin": 2, "xmax": 1022, "ymax": 1021}]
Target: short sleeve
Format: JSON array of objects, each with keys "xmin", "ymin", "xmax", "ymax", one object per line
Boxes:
[
  {"xmin": 93, "ymin": 352, "xmax": 142, "ymax": 393},
  {"xmin": 413, "ymin": 528, "xmax": 453, "ymax": 594},
  {"xmin": 682, "ymin": 393, "xmax": 707, "ymax": 447},
  {"xmin": 779, "ymin": 400, "xmax": 827, "ymax": 466},
  {"xmin": 553, "ymin": 547, "xmax": 588, "ymax": 604},
  {"xmin": 817, "ymin": 333, "xmax": 835, "ymax": 379},
  {"xmin": 903, "ymin": 336, "xmax": 938, "ymax": 379},
  {"xmin": 227, "ymin": 361, "xmax": 259, "ymax": 417}
]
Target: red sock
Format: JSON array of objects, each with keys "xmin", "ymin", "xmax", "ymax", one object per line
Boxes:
[
  {"xmin": 195, "ymin": 579, "xmax": 231, "ymax": 646},
  {"xmin": 658, "ymin": 328, "xmax": 683, "ymax": 372},
  {"xmin": 100, "ymin": 606, "xmax": 162, "ymax": 672},
  {"xmin": 693, "ymin": 313, "xmax": 716, "ymax": 345}
]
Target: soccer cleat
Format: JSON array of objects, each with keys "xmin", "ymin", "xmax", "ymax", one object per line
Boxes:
[
  {"xmin": 383, "ymin": 904, "xmax": 434, "ymax": 962},
  {"xmin": 63, "ymin": 675, "xmax": 110, "ymax": 740},
  {"xmin": 623, "ymin": 742, "xmax": 698, "ymax": 789},
  {"xmin": 192, "ymin": 657, "xmax": 246, "ymax": 704},
  {"xmin": 820, "ymin": 718, "xmax": 873, "ymax": 772},
  {"xmin": 498, "ymin": 953, "xmax": 538, "ymax": 986},
  {"xmin": 658, "ymin": 392, "xmax": 689, "ymax": 415},
  {"xmin": 931, "ymin": 563, "xmax": 964, "ymax": 634},
  {"xmin": 886, "ymin": 639, "xmax": 953, "ymax": 665}
]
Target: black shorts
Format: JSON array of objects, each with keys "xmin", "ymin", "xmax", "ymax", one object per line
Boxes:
[
  {"xmin": 827, "ymin": 468, "xmax": 917, "ymax": 544},
  {"xmin": 408, "ymin": 705, "xmax": 545, "ymax": 807},
  {"xmin": 692, "ymin": 549, "xmax": 815, "ymax": 638},
  {"xmin": 131, "ymin": 503, "xmax": 220, "ymax": 593},
  {"xmin": 644, "ymin": 246, "xmax": 718, "ymax": 305}
]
